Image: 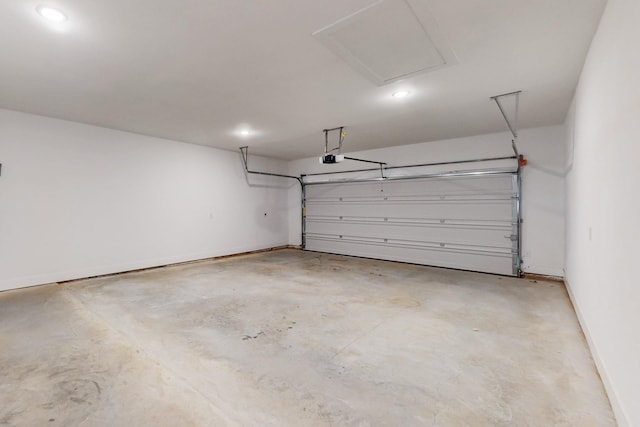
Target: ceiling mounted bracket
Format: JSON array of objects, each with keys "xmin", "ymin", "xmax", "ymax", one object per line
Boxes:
[
  {"xmin": 491, "ymin": 91, "xmax": 522, "ymax": 157},
  {"xmin": 320, "ymin": 127, "xmax": 386, "ymax": 173},
  {"xmin": 240, "ymin": 146, "xmax": 303, "ymax": 186},
  {"xmin": 323, "ymin": 126, "xmax": 345, "ymax": 155}
]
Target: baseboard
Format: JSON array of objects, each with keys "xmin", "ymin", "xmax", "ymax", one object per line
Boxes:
[
  {"xmin": 564, "ymin": 278, "xmax": 629, "ymax": 427},
  {"xmin": 59, "ymin": 245, "xmax": 296, "ymax": 284},
  {"xmin": 0, "ymin": 246, "xmax": 294, "ymax": 293},
  {"xmin": 522, "ymin": 272, "xmax": 564, "ymax": 283}
]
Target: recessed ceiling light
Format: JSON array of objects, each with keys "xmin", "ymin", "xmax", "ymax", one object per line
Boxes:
[
  {"xmin": 392, "ymin": 91, "xmax": 410, "ymax": 98},
  {"xmin": 240, "ymin": 130, "xmax": 250, "ymax": 136},
  {"xmin": 36, "ymin": 5, "xmax": 67, "ymax": 22}
]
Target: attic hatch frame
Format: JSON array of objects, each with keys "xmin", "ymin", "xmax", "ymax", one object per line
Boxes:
[{"xmin": 239, "ymin": 92, "xmax": 525, "ymax": 276}]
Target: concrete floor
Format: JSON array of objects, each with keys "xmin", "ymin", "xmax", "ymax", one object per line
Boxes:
[{"xmin": 0, "ymin": 249, "xmax": 615, "ymax": 426}]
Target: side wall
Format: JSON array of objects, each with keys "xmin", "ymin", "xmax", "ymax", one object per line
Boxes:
[
  {"xmin": 288, "ymin": 125, "xmax": 566, "ymax": 276},
  {"xmin": 0, "ymin": 109, "xmax": 291, "ymax": 291},
  {"xmin": 564, "ymin": 0, "xmax": 640, "ymax": 425}
]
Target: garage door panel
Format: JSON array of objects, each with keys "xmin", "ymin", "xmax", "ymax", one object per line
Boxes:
[
  {"xmin": 305, "ymin": 220, "xmax": 513, "ymax": 247},
  {"xmin": 307, "ymin": 176, "xmax": 513, "ymax": 198},
  {"xmin": 306, "ymin": 201, "xmax": 514, "ymax": 221},
  {"xmin": 304, "ymin": 239, "xmax": 514, "ymax": 275},
  {"xmin": 303, "ymin": 173, "xmax": 519, "ymax": 276}
]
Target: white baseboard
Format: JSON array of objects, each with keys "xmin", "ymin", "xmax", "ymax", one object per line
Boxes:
[{"xmin": 564, "ymin": 278, "xmax": 630, "ymax": 427}]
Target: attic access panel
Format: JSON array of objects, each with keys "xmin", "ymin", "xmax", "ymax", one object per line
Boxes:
[{"xmin": 313, "ymin": 0, "xmax": 457, "ymax": 86}]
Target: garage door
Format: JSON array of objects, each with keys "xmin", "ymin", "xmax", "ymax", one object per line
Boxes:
[{"xmin": 303, "ymin": 172, "xmax": 520, "ymax": 276}]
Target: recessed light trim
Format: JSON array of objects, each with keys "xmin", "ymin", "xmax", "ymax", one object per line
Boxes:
[
  {"xmin": 240, "ymin": 130, "xmax": 250, "ymax": 136},
  {"xmin": 392, "ymin": 90, "xmax": 410, "ymax": 98},
  {"xmin": 36, "ymin": 5, "xmax": 67, "ymax": 22}
]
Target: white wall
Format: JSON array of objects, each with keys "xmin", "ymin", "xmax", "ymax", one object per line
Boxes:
[
  {"xmin": 288, "ymin": 125, "xmax": 566, "ymax": 276},
  {"xmin": 0, "ymin": 109, "xmax": 291, "ymax": 291},
  {"xmin": 564, "ymin": 0, "xmax": 640, "ymax": 425}
]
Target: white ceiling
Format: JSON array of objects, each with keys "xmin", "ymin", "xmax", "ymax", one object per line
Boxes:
[{"xmin": 1, "ymin": 0, "xmax": 606, "ymax": 160}]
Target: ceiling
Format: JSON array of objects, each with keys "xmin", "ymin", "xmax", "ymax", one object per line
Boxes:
[{"xmin": 1, "ymin": 0, "xmax": 606, "ymax": 160}]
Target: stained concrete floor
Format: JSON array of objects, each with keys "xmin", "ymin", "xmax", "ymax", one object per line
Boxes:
[{"xmin": 0, "ymin": 249, "xmax": 615, "ymax": 426}]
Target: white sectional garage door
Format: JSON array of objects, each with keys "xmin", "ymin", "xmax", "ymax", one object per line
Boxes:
[{"xmin": 304, "ymin": 173, "xmax": 519, "ymax": 276}]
